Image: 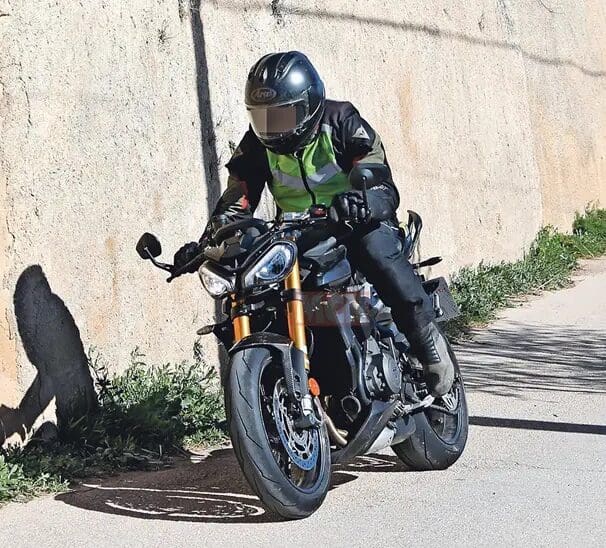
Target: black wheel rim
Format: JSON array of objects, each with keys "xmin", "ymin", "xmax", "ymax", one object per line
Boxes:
[
  {"xmin": 425, "ymin": 378, "xmax": 464, "ymax": 444},
  {"xmin": 412, "ymin": 374, "xmax": 465, "ymax": 445},
  {"xmin": 259, "ymin": 362, "xmax": 326, "ymax": 491}
]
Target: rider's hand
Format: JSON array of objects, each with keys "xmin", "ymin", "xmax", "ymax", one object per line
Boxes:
[
  {"xmin": 329, "ymin": 191, "xmax": 369, "ymax": 224},
  {"xmin": 173, "ymin": 241, "xmax": 203, "ymax": 274}
]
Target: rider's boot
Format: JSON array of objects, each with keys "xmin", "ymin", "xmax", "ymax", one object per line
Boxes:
[{"xmin": 407, "ymin": 322, "xmax": 455, "ymax": 397}]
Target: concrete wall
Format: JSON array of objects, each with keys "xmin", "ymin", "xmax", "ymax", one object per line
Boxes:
[{"xmin": 1, "ymin": 0, "xmax": 604, "ymax": 443}]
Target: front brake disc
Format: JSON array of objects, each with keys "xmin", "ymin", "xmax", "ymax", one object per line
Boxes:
[{"xmin": 272, "ymin": 380, "xmax": 319, "ymax": 471}]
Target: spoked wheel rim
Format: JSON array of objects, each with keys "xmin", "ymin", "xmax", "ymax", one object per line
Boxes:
[
  {"xmin": 259, "ymin": 365, "xmax": 325, "ymax": 491},
  {"xmin": 413, "ymin": 375, "xmax": 465, "ymax": 445}
]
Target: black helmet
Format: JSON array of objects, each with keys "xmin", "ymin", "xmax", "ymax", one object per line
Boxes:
[{"xmin": 245, "ymin": 51, "xmax": 325, "ymax": 155}]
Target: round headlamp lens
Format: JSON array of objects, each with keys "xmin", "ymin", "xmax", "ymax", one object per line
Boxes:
[
  {"xmin": 242, "ymin": 243, "xmax": 296, "ymax": 288},
  {"xmin": 258, "ymin": 249, "xmax": 288, "ymax": 279}
]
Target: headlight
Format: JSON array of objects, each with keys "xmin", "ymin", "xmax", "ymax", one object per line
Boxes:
[
  {"xmin": 242, "ymin": 242, "xmax": 296, "ymax": 289},
  {"xmin": 198, "ymin": 262, "xmax": 235, "ymax": 298}
]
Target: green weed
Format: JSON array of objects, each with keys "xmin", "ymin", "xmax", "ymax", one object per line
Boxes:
[
  {"xmin": 0, "ymin": 455, "xmax": 66, "ymax": 503},
  {"xmin": 448, "ymin": 206, "xmax": 606, "ymax": 335}
]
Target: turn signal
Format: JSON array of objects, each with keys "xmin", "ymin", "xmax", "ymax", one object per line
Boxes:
[{"xmin": 308, "ymin": 378, "xmax": 321, "ymax": 397}]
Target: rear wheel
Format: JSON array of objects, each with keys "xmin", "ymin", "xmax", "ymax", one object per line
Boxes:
[
  {"xmin": 392, "ymin": 339, "xmax": 468, "ymax": 470},
  {"xmin": 226, "ymin": 347, "xmax": 331, "ymax": 519}
]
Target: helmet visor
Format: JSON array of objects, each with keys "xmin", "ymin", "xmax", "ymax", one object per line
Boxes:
[{"xmin": 247, "ymin": 101, "xmax": 308, "ymax": 140}]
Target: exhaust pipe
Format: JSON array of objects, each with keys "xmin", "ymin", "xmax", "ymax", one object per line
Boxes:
[{"xmin": 320, "ymin": 407, "xmax": 348, "ymax": 447}]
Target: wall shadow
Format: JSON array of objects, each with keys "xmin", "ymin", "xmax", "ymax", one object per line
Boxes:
[
  {"xmin": 0, "ymin": 265, "xmax": 95, "ymax": 445},
  {"xmin": 56, "ymin": 448, "xmax": 407, "ymax": 523},
  {"xmin": 187, "ymin": 1, "xmax": 226, "ymax": 346},
  {"xmin": 469, "ymin": 416, "xmax": 606, "ymax": 435},
  {"xmin": 456, "ymin": 323, "xmax": 606, "ymax": 398},
  {"xmin": 207, "ymin": 1, "xmax": 606, "ymax": 79},
  {"xmin": 189, "ymin": 0, "xmax": 221, "ymax": 210}
]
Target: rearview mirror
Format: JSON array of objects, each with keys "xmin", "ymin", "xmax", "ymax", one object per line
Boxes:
[
  {"xmin": 348, "ymin": 163, "xmax": 391, "ymax": 191},
  {"xmin": 136, "ymin": 232, "xmax": 162, "ymax": 260}
]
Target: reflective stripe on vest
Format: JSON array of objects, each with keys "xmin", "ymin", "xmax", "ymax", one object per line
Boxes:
[{"xmin": 266, "ymin": 125, "xmax": 351, "ymax": 212}]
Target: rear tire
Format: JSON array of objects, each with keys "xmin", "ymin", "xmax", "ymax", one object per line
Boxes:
[
  {"xmin": 226, "ymin": 347, "xmax": 331, "ymax": 519},
  {"xmin": 392, "ymin": 338, "xmax": 468, "ymax": 470}
]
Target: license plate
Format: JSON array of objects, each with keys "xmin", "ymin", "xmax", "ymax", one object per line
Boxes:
[{"xmin": 422, "ymin": 277, "xmax": 460, "ymax": 323}]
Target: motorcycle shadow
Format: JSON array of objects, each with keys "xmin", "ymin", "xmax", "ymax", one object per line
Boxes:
[{"xmin": 56, "ymin": 447, "xmax": 408, "ymax": 523}]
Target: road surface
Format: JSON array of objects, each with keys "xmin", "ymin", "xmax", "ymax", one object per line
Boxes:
[{"xmin": 2, "ymin": 260, "xmax": 605, "ymax": 547}]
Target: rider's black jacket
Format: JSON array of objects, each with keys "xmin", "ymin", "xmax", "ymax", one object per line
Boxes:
[{"xmin": 203, "ymin": 100, "xmax": 400, "ymax": 237}]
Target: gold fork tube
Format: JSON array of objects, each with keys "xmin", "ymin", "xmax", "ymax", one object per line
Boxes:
[
  {"xmin": 232, "ymin": 297, "xmax": 250, "ymax": 342},
  {"xmin": 284, "ymin": 259, "xmax": 309, "ymax": 369},
  {"xmin": 233, "ymin": 314, "xmax": 250, "ymax": 342}
]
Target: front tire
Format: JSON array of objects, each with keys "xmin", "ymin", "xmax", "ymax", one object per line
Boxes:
[
  {"xmin": 392, "ymin": 338, "xmax": 468, "ymax": 470},
  {"xmin": 226, "ymin": 347, "xmax": 331, "ymax": 519}
]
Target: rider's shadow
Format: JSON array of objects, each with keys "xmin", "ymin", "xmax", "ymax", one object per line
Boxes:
[
  {"xmin": 56, "ymin": 448, "xmax": 408, "ymax": 523},
  {"xmin": 0, "ymin": 265, "xmax": 96, "ymax": 445}
]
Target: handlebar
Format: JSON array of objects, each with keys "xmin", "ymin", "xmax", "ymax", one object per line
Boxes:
[
  {"xmin": 153, "ymin": 203, "xmax": 364, "ymax": 283},
  {"xmin": 166, "ymin": 210, "xmax": 331, "ymax": 282},
  {"xmin": 166, "ymin": 235, "xmax": 215, "ymax": 282}
]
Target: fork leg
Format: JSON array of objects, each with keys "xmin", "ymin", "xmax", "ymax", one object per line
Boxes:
[{"xmin": 284, "ymin": 259, "xmax": 309, "ymax": 370}]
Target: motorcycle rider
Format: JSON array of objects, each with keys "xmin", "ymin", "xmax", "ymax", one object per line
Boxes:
[{"xmin": 174, "ymin": 51, "xmax": 454, "ymax": 397}]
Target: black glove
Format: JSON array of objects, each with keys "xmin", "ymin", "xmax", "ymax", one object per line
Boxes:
[
  {"xmin": 329, "ymin": 191, "xmax": 369, "ymax": 224},
  {"xmin": 173, "ymin": 241, "xmax": 203, "ymax": 274}
]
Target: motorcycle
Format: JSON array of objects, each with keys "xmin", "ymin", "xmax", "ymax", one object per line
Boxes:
[{"xmin": 136, "ymin": 163, "xmax": 468, "ymax": 519}]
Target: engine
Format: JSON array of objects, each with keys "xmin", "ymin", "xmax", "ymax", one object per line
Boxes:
[{"xmin": 363, "ymin": 336, "xmax": 402, "ymax": 398}]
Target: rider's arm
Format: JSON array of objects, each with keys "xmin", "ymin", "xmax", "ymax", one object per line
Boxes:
[
  {"xmin": 200, "ymin": 129, "xmax": 270, "ymax": 240},
  {"xmin": 335, "ymin": 103, "xmax": 400, "ymax": 222}
]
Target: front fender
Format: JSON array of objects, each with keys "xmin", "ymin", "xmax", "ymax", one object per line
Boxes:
[{"xmin": 229, "ymin": 332, "xmax": 309, "ymax": 403}]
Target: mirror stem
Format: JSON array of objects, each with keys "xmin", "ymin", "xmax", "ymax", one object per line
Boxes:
[{"xmin": 144, "ymin": 248, "xmax": 173, "ymax": 272}]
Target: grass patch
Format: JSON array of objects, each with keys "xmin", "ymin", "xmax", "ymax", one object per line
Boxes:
[
  {"xmin": 0, "ymin": 455, "xmax": 66, "ymax": 503},
  {"xmin": 1, "ymin": 343, "xmax": 226, "ymax": 504},
  {"xmin": 448, "ymin": 206, "xmax": 606, "ymax": 336}
]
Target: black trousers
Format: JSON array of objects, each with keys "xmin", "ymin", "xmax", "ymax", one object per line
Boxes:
[{"xmin": 347, "ymin": 221, "xmax": 433, "ymax": 335}]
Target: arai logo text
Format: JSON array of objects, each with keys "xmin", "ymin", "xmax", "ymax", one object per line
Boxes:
[{"xmin": 251, "ymin": 87, "xmax": 277, "ymax": 101}]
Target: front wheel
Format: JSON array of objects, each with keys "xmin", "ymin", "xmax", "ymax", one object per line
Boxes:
[
  {"xmin": 392, "ymin": 338, "xmax": 468, "ymax": 470},
  {"xmin": 226, "ymin": 347, "xmax": 331, "ymax": 519}
]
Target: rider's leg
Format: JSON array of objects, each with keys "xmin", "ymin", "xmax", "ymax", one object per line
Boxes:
[{"xmin": 349, "ymin": 221, "xmax": 454, "ymax": 397}]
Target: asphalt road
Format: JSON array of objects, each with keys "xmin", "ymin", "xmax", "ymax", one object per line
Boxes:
[{"xmin": 2, "ymin": 260, "xmax": 605, "ymax": 548}]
